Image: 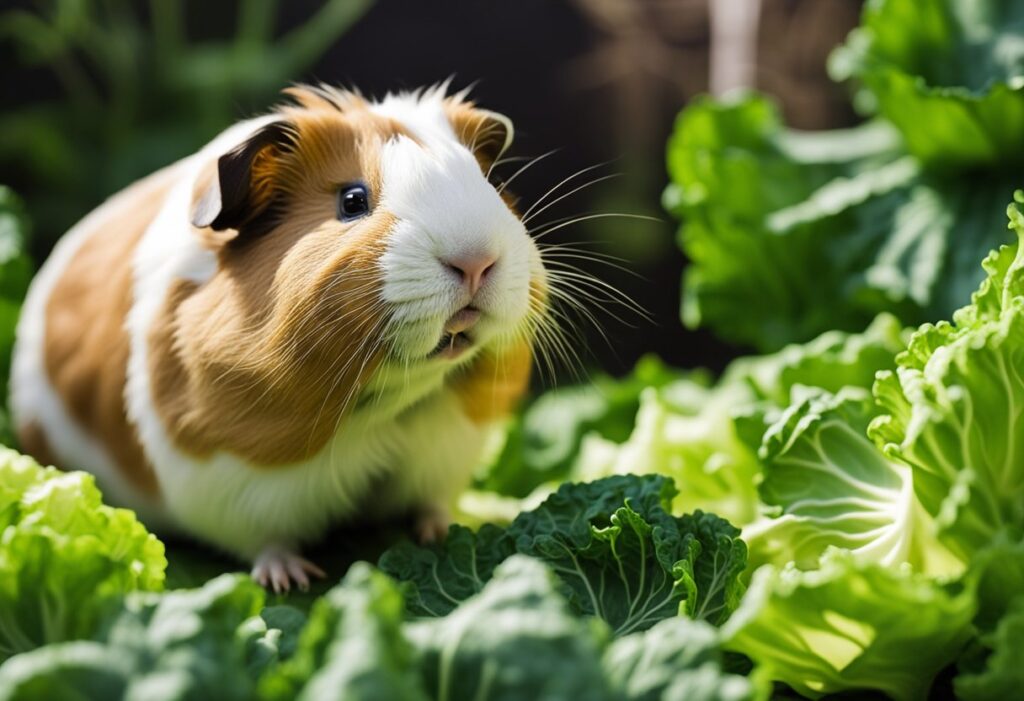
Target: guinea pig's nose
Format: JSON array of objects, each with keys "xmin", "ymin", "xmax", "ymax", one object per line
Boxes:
[{"xmin": 443, "ymin": 253, "xmax": 497, "ymax": 296}]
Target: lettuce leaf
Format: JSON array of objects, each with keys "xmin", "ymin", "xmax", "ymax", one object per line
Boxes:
[
  {"xmin": 664, "ymin": 92, "xmax": 1018, "ymax": 351},
  {"xmin": 0, "ymin": 448, "xmax": 166, "ymax": 660},
  {"xmin": 381, "ymin": 475, "xmax": 747, "ymax": 633},
  {"xmin": 0, "ymin": 574, "xmax": 270, "ymax": 701},
  {"xmin": 870, "ymin": 197, "xmax": 1024, "ymax": 560},
  {"xmin": 831, "ymin": 0, "xmax": 1024, "ymax": 167},
  {"xmin": 567, "ymin": 314, "xmax": 906, "ymax": 527},
  {"xmin": 722, "ymin": 549, "xmax": 976, "ymax": 701},
  {"xmin": 573, "ymin": 379, "xmax": 762, "ymax": 527},
  {"xmin": 477, "ymin": 356, "xmax": 685, "ymax": 498},
  {"xmin": 743, "ymin": 387, "xmax": 961, "ymax": 576}
]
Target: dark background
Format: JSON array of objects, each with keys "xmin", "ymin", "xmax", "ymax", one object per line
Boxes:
[{"xmin": 0, "ymin": 0, "xmax": 862, "ymax": 381}]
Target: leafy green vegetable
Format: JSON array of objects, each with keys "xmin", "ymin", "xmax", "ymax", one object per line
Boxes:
[
  {"xmin": 406, "ymin": 556, "xmax": 613, "ymax": 701},
  {"xmin": 0, "ymin": 188, "xmax": 32, "ymax": 446},
  {"xmin": 478, "ymin": 356, "xmax": 685, "ymax": 498},
  {"xmin": 871, "ymin": 197, "xmax": 1024, "ymax": 561},
  {"xmin": 955, "ymin": 596, "xmax": 1024, "ymax": 701},
  {"xmin": 722, "ymin": 549, "xmax": 976, "ymax": 701},
  {"xmin": 261, "ymin": 563, "xmax": 427, "ymax": 701},
  {"xmin": 665, "ymin": 89, "xmax": 1018, "ymax": 351},
  {"xmin": 969, "ymin": 535, "xmax": 1024, "ymax": 631},
  {"xmin": 0, "ymin": 574, "xmax": 269, "ymax": 701},
  {"xmin": 381, "ymin": 475, "xmax": 747, "ymax": 633},
  {"xmin": 574, "ymin": 379, "xmax": 762, "ymax": 526},
  {"xmin": 830, "ymin": 0, "xmax": 1024, "ymax": 167},
  {"xmin": 603, "ymin": 615, "xmax": 763, "ymax": 701},
  {"xmin": 377, "ymin": 524, "xmax": 514, "ymax": 618},
  {"xmin": 727, "ymin": 313, "xmax": 908, "ymax": 405},
  {"xmin": 0, "ymin": 448, "xmax": 166, "ymax": 661},
  {"xmin": 743, "ymin": 387, "xmax": 961, "ymax": 576},
  {"xmin": 566, "ymin": 314, "xmax": 906, "ymax": 527}
]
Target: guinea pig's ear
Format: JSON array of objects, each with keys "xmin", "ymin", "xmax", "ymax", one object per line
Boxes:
[
  {"xmin": 447, "ymin": 104, "xmax": 514, "ymax": 171},
  {"xmin": 191, "ymin": 120, "xmax": 296, "ymax": 233}
]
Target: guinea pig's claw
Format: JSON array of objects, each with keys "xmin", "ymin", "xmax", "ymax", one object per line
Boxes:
[
  {"xmin": 251, "ymin": 547, "xmax": 326, "ymax": 594},
  {"xmin": 415, "ymin": 507, "xmax": 452, "ymax": 544}
]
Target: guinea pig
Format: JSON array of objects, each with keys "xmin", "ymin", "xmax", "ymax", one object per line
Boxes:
[{"xmin": 9, "ymin": 83, "xmax": 547, "ymax": 592}]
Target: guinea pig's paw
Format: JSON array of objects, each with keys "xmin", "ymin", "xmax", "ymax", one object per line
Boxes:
[
  {"xmin": 415, "ymin": 506, "xmax": 452, "ymax": 544},
  {"xmin": 250, "ymin": 545, "xmax": 326, "ymax": 594}
]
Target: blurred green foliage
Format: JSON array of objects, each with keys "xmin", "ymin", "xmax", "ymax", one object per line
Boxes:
[{"xmin": 0, "ymin": 0, "xmax": 374, "ymax": 252}]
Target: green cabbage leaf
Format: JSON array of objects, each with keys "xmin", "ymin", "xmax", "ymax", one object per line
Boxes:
[
  {"xmin": 381, "ymin": 475, "xmax": 747, "ymax": 633},
  {"xmin": 830, "ymin": 0, "xmax": 1024, "ymax": 167},
  {"xmin": 743, "ymin": 386, "xmax": 961, "ymax": 576},
  {"xmin": 0, "ymin": 574, "xmax": 278, "ymax": 701},
  {"xmin": 665, "ymin": 92, "xmax": 1018, "ymax": 351},
  {"xmin": 722, "ymin": 549, "xmax": 976, "ymax": 701},
  {"xmin": 871, "ymin": 197, "xmax": 1024, "ymax": 561}
]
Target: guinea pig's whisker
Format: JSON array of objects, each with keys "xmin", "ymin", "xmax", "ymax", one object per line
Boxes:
[
  {"xmin": 520, "ymin": 164, "xmax": 618, "ymax": 224},
  {"xmin": 486, "ymin": 155, "xmax": 534, "ymax": 181},
  {"xmin": 539, "ymin": 248, "xmax": 641, "ymax": 279},
  {"xmin": 533, "ymin": 309, "xmax": 586, "ymax": 385},
  {"xmin": 495, "ymin": 149, "xmax": 559, "ymax": 195},
  {"xmin": 547, "ymin": 288, "xmax": 623, "ymax": 354},
  {"xmin": 544, "ymin": 268, "xmax": 647, "ymax": 325},
  {"xmin": 520, "ymin": 173, "xmax": 621, "ymax": 227},
  {"xmin": 529, "ymin": 212, "xmax": 663, "ymax": 242}
]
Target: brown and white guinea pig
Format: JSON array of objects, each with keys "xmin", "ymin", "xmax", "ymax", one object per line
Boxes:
[{"xmin": 9, "ymin": 83, "xmax": 547, "ymax": 592}]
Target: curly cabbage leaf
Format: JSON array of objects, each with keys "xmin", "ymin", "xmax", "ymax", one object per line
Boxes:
[
  {"xmin": 665, "ymin": 92, "xmax": 1018, "ymax": 351},
  {"xmin": 871, "ymin": 197, "xmax": 1024, "ymax": 561},
  {"xmin": 722, "ymin": 549, "xmax": 976, "ymax": 701},
  {"xmin": 0, "ymin": 448, "xmax": 166, "ymax": 661},
  {"xmin": 381, "ymin": 475, "xmax": 747, "ymax": 633},
  {"xmin": 0, "ymin": 574, "xmax": 271, "ymax": 701},
  {"xmin": 831, "ymin": 0, "xmax": 1024, "ymax": 167},
  {"xmin": 260, "ymin": 563, "xmax": 427, "ymax": 701},
  {"xmin": 743, "ymin": 387, "xmax": 961, "ymax": 576},
  {"xmin": 406, "ymin": 556, "xmax": 613, "ymax": 701},
  {"xmin": 603, "ymin": 615, "xmax": 764, "ymax": 701}
]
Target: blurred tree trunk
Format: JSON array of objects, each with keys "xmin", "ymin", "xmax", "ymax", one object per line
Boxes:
[{"xmin": 709, "ymin": 0, "xmax": 761, "ymax": 94}]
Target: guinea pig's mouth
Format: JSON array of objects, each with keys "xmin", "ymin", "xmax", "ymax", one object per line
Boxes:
[
  {"xmin": 427, "ymin": 307, "xmax": 481, "ymax": 360},
  {"xmin": 428, "ymin": 331, "xmax": 474, "ymax": 360}
]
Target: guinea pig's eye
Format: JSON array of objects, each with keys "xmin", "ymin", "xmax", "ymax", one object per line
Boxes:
[{"xmin": 337, "ymin": 183, "xmax": 371, "ymax": 222}]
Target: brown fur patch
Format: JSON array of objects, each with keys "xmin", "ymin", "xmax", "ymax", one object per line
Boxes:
[
  {"xmin": 453, "ymin": 341, "xmax": 532, "ymax": 424},
  {"xmin": 444, "ymin": 100, "xmax": 511, "ymax": 172},
  {"xmin": 41, "ymin": 172, "xmax": 175, "ymax": 494},
  {"xmin": 17, "ymin": 420, "xmax": 58, "ymax": 469},
  {"xmin": 150, "ymin": 104, "xmax": 409, "ymax": 466}
]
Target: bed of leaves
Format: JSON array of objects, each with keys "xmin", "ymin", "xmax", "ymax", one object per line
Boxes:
[{"xmin": 2, "ymin": 0, "xmax": 1024, "ymax": 699}]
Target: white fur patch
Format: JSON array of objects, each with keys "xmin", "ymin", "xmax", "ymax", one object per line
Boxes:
[{"xmin": 372, "ymin": 94, "xmax": 539, "ymax": 360}]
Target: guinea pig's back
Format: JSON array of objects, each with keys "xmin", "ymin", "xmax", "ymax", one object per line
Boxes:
[{"xmin": 10, "ymin": 163, "xmax": 184, "ymax": 523}]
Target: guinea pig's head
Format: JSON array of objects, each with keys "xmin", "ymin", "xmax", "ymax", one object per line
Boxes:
[{"xmin": 188, "ymin": 84, "xmax": 545, "ymax": 399}]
